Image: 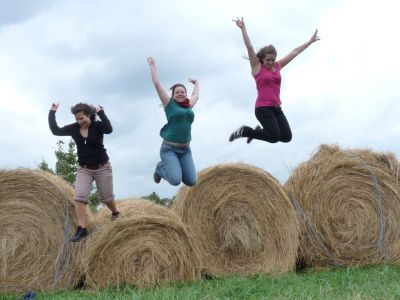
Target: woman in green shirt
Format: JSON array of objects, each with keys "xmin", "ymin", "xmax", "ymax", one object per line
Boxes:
[{"xmin": 147, "ymin": 57, "xmax": 199, "ymax": 186}]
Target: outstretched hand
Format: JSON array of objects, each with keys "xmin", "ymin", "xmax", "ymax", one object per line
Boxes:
[
  {"xmin": 232, "ymin": 17, "xmax": 245, "ymax": 29},
  {"xmin": 188, "ymin": 78, "xmax": 198, "ymax": 85},
  {"xmin": 50, "ymin": 102, "xmax": 59, "ymax": 111},
  {"xmin": 147, "ymin": 57, "xmax": 156, "ymax": 66},
  {"xmin": 308, "ymin": 29, "xmax": 320, "ymax": 44}
]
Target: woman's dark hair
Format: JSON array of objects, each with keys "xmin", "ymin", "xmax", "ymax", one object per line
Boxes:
[
  {"xmin": 71, "ymin": 103, "xmax": 96, "ymax": 121},
  {"xmin": 256, "ymin": 45, "xmax": 277, "ymax": 64},
  {"xmin": 169, "ymin": 83, "xmax": 187, "ymax": 97}
]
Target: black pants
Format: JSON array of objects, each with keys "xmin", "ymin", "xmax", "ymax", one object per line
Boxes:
[{"xmin": 243, "ymin": 106, "xmax": 292, "ymax": 143}]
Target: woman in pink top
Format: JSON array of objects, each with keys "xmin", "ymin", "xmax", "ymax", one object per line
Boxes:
[{"xmin": 229, "ymin": 17, "xmax": 319, "ymax": 143}]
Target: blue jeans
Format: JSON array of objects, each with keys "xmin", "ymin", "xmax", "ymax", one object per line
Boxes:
[{"xmin": 156, "ymin": 141, "xmax": 197, "ymax": 186}]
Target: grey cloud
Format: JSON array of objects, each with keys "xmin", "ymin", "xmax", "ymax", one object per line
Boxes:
[
  {"xmin": 0, "ymin": 0, "xmax": 60, "ymax": 29},
  {"xmin": 5, "ymin": 0, "xmax": 399, "ymax": 200}
]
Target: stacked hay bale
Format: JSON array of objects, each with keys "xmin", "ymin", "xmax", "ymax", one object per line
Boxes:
[
  {"xmin": 284, "ymin": 144, "xmax": 400, "ymax": 267},
  {"xmin": 83, "ymin": 199, "xmax": 201, "ymax": 289},
  {"xmin": 173, "ymin": 163, "xmax": 300, "ymax": 277},
  {"xmin": 0, "ymin": 169, "xmax": 83, "ymax": 293},
  {"xmin": 92, "ymin": 198, "xmax": 137, "ymax": 222}
]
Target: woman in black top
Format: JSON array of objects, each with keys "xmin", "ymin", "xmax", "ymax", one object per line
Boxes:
[{"xmin": 49, "ymin": 102, "xmax": 119, "ymax": 242}]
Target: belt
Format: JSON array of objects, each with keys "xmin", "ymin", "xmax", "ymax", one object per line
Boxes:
[
  {"xmin": 80, "ymin": 161, "xmax": 108, "ymax": 170},
  {"xmin": 163, "ymin": 140, "xmax": 190, "ymax": 147}
]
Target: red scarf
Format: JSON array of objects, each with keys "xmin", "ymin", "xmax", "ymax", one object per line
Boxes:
[{"xmin": 174, "ymin": 98, "xmax": 191, "ymax": 108}]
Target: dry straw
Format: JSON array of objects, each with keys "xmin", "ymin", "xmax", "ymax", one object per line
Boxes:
[
  {"xmin": 83, "ymin": 199, "xmax": 201, "ymax": 289},
  {"xmin": 0, "ymin": 169, "xmax": 83, "ymax": 293},
  {"xmin": 284, "ymin": 144, "xmax": 400, "ymax": 267},
  {"xmin": 173, "ymin": 163, "xmax": 300, "ymax": 277}
]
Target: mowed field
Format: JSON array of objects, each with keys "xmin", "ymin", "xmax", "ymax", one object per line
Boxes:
[{"xmin": 2, "ymin": 265, "xmax": 400, "ymax": 299}]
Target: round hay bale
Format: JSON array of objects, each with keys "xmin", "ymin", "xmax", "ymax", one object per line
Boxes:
[
  {"xmin": 0, "ymin": 168, "xmax": 84, "ymax": 293},
  {"xmin": 83, "ymin": 199, "xmax": 201, "ymax": 288},
  {"xmin": 92, "ymin": 198, "xmax": 140, "ymax": 223},
  {"xmin": 173, "ymin": 163, "xmax": 300, "ymax": 277},
  {"xmin": 284, "ymin": 144, "xmax": 400, "ymax": 267}
]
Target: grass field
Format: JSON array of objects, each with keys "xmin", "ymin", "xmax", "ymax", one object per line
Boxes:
[{"xmin": 2, "ymin": 265, "xmax": 400, "ymax": 299}]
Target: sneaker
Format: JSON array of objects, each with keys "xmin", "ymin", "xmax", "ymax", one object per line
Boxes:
[
  {"xmin": 229, "ymin": 125, "xmax": 247, "ymax": 142},
  {"xmin": 70, "ymin": 226, "xmax": 88, "ymax": 243},
  {"xmin": 153, "ymin": 167, "xmax": 161, "ymax": 184},
  {"xmin": 246, "ymin": 125, "xmax": 262, "ymax": 144},
  {"xmin": 111, "ymin": 211, "xmax": 120, "ymax": 221}
]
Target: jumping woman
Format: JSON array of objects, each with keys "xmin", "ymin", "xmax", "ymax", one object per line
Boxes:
[
  {"xmin": 229, "ymin": 17, "xmax": 320, "ymax": 144},
  {"xmin": 49, "ymin": 102, "xmax": 119, "ymax": 242},
  {"xmin": 147, "ymin": 57, "xmax": 199, "ymax": 186}
]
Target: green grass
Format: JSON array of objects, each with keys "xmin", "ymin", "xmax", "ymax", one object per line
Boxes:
[{"xmin": 2, "ymin": 265, "xmax": 400, "ymax": 299}]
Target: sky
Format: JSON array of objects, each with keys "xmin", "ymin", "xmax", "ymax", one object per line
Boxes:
[{"xmin": 1, "ymin": 0, "xmax": 399, "ymax": 199}]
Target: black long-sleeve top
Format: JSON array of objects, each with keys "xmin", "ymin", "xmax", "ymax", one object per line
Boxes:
[{"xmin": 48, "ymin": 110, "xmax": 113, "ymax": 166}]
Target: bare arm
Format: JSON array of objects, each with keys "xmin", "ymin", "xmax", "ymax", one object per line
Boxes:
[
  {"xmin": 147, "ymin": 57, "xmax": 170, "ymax": 107},
  {"xmin": 188, "ymin": 79, "xmax": 199, "ymax": 108},
  {"xmin": 233, "ymin": 17, "xmax": 260, "ymax": 75},
  {"xmin": 277, "ymin": 29, "xmax": 320, "ymax": 69}
]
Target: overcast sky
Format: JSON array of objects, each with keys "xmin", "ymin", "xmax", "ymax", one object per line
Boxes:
[{"xmin": 1, "ymin": 0, "xmax": 399, "ymax": 199}]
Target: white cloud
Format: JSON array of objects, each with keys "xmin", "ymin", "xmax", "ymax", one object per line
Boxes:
[{"xmin": 1, "ymin": 0, "xmax": 400, "ymax": 199}]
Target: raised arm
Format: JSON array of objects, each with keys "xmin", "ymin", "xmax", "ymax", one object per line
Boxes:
[
  {"xmin": 188, "ymin": 78, "xmax": 199, "ymax": 108},
  {"xmin": 96, "ymin": 105, "xmax": 113, "ymax": 134},
  {"xmin": 48, "ymin": 102, "xmax": 75, "ymax": 136},
  {"xmin": 277, "ymin": 29, "xmax": 320, "ymax": 69},
  {"xmin": 233, "ymin": 17, "xmax": 260, "ymax": 75},
  {"xmin": 147, "ymin": 57, "xmax": 170, "ymax": 107}
]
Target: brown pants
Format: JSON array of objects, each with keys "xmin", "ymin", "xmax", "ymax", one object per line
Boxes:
[{"xmin": 74, "ymin": 162, "xmax": 114, "ymax": 203}]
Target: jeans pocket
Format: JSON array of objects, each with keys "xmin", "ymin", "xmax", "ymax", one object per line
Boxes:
[
  {"xmin": 161, "ymin": 143, "xmax": 173, "ymax": 153},
  {"xmin": 182, "ymin": 146, "xmax": 191, "ymax": 154}
]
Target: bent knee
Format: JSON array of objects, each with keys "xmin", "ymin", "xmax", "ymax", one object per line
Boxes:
[
  {"xmin": 280, "ymin": 135, "xmax": 292, "ymax": 143},
  {"xmin": 269, "ymin": 136, "xmax": 280, "ymax": 143},
  {"xmin": 73, "ymin": 198, "xmax": 89, "ymax": 204},
  {"xmin": 183, "ymin": 179, "xmax": 197, "ymax": 187},
  {"xmin": 168, "ymin": 177, "xmax": 182, "ymax": 186}
]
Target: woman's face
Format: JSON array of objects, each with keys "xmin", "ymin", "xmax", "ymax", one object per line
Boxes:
[
  {"xmin": 263, "ymin": 54, "xmax": 276, "ymax": 70},
  {"xmin": 75, "ymin": 111, "xmax": 91, "ymax": 128},
  {"xmin": 173, "ymin": 86, "xmax": 187, "ymax": 102}
]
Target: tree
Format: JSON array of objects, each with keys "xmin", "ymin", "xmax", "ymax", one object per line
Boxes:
[
  {"xmin": 38, "ymin": 139, "xmax": 100, "ymax": 209},
  {"xmin": 37, "ymin": 160, "xmax": 54, "ymax": 174},
  {"xmin": 143, "ymin": 192, "xmax": 172, "ymax": 207},
  {"xmin": 54, "ymin": 140, "xmax": 78, "ymax": 185}
]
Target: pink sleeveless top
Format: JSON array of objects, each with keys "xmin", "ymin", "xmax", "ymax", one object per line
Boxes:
[{"xmin": 253, "ymin": 63, "xmax": 282, "ymax": 108}]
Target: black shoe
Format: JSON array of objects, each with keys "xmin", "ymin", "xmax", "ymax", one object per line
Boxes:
[
  {"xmin": 246, "ymin": 125, "xmax": 262, "ymax": 144},
  {"xmin": 111, "ymin": 211, "xmax": 120, "ymax": 221},
  {"xmin": 153, "ymin": 167, "xmax": 161, "ymax": 183},
  {"xmin": 70, "ymin": 226, "xmax": 88, "ymax": 243},
  {"xmin": 229, "ymin": 125, "xmax": 248, "ymax": 142}
]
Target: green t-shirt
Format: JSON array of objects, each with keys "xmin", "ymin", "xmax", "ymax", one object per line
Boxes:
[{"xmin": 160, "ymin": 99, "xmax": 194, "ymax": 143}]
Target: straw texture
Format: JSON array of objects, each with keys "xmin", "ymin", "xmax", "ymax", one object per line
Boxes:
[
  {"xmin": 173, "ymin": 163, "xmax": 300, "ymax": 276},
  {"xmin": 83, "ymin": 199, "xmax": 201, "ymax": 288},
  {"xmin": 285, "ymin": 144, "xmax": 400, "ymax": 267},
  {"xmin": 0, "ymin": 169, "xmax": 83, "ymax": 293}
]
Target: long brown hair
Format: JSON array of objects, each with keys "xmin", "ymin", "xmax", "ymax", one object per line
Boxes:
[
  {"xmin": 256, "ymin": 45, "xmax": 277, "ymax": 64},
  {"xmin": 70, "ymin": 103, "xmax": 97, "ymax": 121}
]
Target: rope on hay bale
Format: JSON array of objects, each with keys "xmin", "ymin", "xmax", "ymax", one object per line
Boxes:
[
  {"xmin": 0, "ymin": 169, "xmax": 83, "ymax": 293},
  {"xmin": 284, "ymin": 144, "xmax": 400, "ymax": 268},
  {"xmin": 83, "ymin": 199, "xmax": 201, "ymax": 289},
  {"xmin": 172, "ymin": 163, "xmax": 300, "ymax": 277}
]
